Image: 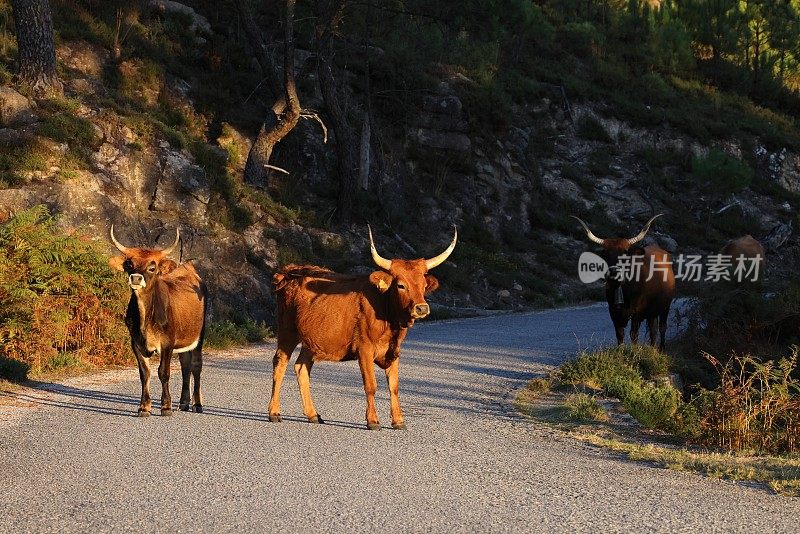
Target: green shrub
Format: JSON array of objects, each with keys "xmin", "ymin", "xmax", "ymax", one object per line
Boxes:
[
  {"xmin": 559, "ymin": 344, "xmax": 669, "ymax": 389},
  {"xmin": 575, "ymin": 114, "xmax": 613, "ymax": 143},
  {"xmin": 0, "ymin": 206, "xmax": 130, "ymax": 379},
  {"xmin": 38, "ymin": 113, "xmax": 99, "ymax": 150},
  {"xmin": 610, "ymin": 378, "xmax": 681, "ymax": 430},
  {"xmin": 205, "ymin": 319, "xmax": 273, "ymax": 349},
  {"xmin": 565, "ymin": 393, "xmax": 608, "ymax": 422},
  {"xmin": 691, "ymin": 149, "xmax": 753, "ymax": 194}
]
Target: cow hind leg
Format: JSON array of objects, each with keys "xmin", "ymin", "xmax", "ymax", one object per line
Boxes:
[
  {"xmin": 384, "ymin": 358, "xmax": 405, "ymax": 430},
  {"xmin": 191, "ymin": 348, "xmax": 203, "ymax": 413},
  {"xmin": 359, "ymin": 352, "xmax": 381, "ymax": 431},
  {"xmin": 659, "ymin": 308, "xmax": 670, "ymax": 351},
  {"xmin": 295, "ymin": 348, "xmax": 322, "ymax": 424},
  {"xmin": 630, "ymin": 319, "xmax": 642, "ymax": 344},
  {"xmin": 134, "ymin": 345, "xmax": 152, "ymax": 417},
  {"xmin": 268, "ymin": 336, "xmax": 298, "ymax": 422},
  {"xmin": 179, "ymin": 351, "xmax": 192, "ymax": 411},
  {"xmin": 647, "ymin": 316, "xmax": 658, "ymax": 347},
  {"xmin": 158, "ymin": 348, "xmax": 174, "ymax": 416}
]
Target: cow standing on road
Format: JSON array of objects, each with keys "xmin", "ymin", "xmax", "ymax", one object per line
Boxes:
[
  {"xmin": 269, "ymin": 226, "xmax": 457, "ymax": 430},
  {"xmin": 109, "ymin": 227, "xmax": 208, "ymax": 417},
  {"xmin": 572, "ymin": 215, "xmax": 675, "ymax": 350}
]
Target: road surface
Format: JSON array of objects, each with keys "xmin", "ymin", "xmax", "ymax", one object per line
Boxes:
[{"xmin": 1, "ymin": 303, "xmax": 797, "ymax": 532}]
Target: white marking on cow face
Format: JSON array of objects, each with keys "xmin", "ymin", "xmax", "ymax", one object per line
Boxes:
[{"xmin": 128, "ymin": 273, "xmax": 147, "ymax": 290}]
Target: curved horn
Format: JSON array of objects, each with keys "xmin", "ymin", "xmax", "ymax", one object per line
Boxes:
[
  {"xmin": 570, "ymin": 216, "xmax": 605, "ymax": 245},
  {"xmin": 425, "ymin": 226, "xmax": 458, "ymax": 270},
  {"xmin": 161, "ymin": 228, "xmax": 180, "ymax": 256},
  {"xmin": 628, "ymin": 214, "xmax": 663, "ymax": 245},
  {"xmin": 109, "ymin": 225, "xmax": 129, "ymax": 254},
  {"xmin": 367, "ymin": 225, "xmax": 392, "ymax": 271}
]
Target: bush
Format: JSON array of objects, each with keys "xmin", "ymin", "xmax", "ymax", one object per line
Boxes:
[
  {"xmin": 560, "ymin": 344, "xmax": 668, "ymax": 389},
  {"xmin": 565, "ymin": 393, "xmax": 608, "ymax": 422},
  {"xmin": 575, "ymin": 114, "xmax": 613, "ymax": 143},
  {"xmin": 0, "ymin": 206, "xmax": 130, "ymax": 379},
  {"xmin": 205, "ymin": 319, "xmax": 272, "ymax": 349},
  {"xmin": 606, "ymin": 376, "xmax": 681, "ymax": 430},
  {"xmin": 691, "ymin": 149, "xmax": 753, "ymax": 194},
  {"xmin": 694, "ymin": 350, "xmax": 800, "ymax": 454}
]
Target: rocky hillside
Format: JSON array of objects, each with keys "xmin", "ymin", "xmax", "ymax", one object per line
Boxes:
[{"xmin": 1, "ymin": 0, "xmax": 799, "ymax": 328}]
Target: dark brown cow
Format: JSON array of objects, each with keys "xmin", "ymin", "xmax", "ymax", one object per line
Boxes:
[
  {"xmin": 269, "ymin": 226, "xmax": 457, "ymax": 430},
  {"xmin": 721, "ymin": 235, "xmax": 765, "ymax": 281},
  {"xmin": 573, "ymin": 215, "xmax": 675, "ymax": 350},
  {"xmin": 109, "ymin": 227, "xmax": 208, "ymax": 417}
]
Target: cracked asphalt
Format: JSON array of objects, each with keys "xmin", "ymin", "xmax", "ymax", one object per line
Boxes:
[{"xmin": 1, "ymin": 302, "xmax": 798, "ymax": 533}]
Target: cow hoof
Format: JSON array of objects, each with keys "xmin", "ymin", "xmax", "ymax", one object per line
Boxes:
[
  {"xmin": 308, "ymin": 415, "xmax": 324, "ymax": 424},
  {"xmin": 392, "ymin": 422, "xmax": 407, "ymax": 430},
  {"xmin": 194, "ymin": 405, "xmax": 203, "ymax": 414},
  {"xmin": 161, "ymin": 409, "xmax": 173, "ymax": 417},
  {"xmin": 179, "ymin": 403, "xmax": 190, "ymax": 412},
  {"xmin": 269, "ymin": 414, "xmax": 282, "ymax": 423},
  {"xmin": 136, "ymin": 410, "xmax": 150, "ymax": 418},
  {"xmin": 367, "ymin": 423, "xmax": 382, "ymax": 431}
]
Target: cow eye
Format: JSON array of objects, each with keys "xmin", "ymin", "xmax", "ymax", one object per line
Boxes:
[
  {"xmin": 147, "ymin": 264, "xmax": 157, "ymax": 273},
  {"xmin": 397, "ymin": 282, "xmax": 406, "ymax": 290}
]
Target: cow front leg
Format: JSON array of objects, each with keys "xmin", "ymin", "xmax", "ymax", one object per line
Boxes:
[
  {"xmin": 294, "ymin": 348, "xmax": 322, "ymax": 423},
  {"xmin": 158, "ymin": 348, "xmax": 173, "ymax": 416},
  {"xmin": 268, "ymin": 337, "xmax": 297, "ymax": 422},
  {"xmin": 179, "ymin": 351, "xmax": 192, "ymax": 411},
  {"xmin": 384, "ymin": 358, "xmax": 405, "ymax": 430},
  {"xmin": 135, "ymin": 346, "xmax": 152, "ymax": 417},
  {"xmin": 191, "ymin": 348, "xmax": 203, "ymax": 413},
  {"xmin": 358, "ymin": 354, "xmax": 380, "ymax": 430}
]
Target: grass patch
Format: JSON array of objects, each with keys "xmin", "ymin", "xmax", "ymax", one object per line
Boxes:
[
  {"xmin": 575, "ymin": 114, "xmax": 613, "ymax": 143},
  {"xmin": 565, "ymin": 392, "xmax": 608, "ymax": 422}
]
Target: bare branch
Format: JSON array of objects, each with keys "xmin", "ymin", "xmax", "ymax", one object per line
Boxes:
[{"xmin": 300, "ymin": 111, "xmax": 329, "ymax": 143}]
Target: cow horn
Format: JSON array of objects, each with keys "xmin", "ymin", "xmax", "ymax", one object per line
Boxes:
[
  {"xmin": 627, "ymin": 214, "xmax": 663, "ymax": 245},
  {"xmin": 162, "ymin": 228, "xmax": 180, "ymax": 256},
  {"xmin": 109, "ymin": 225, "xmax": 129, "ymax": 254},
  {"xmin": 571, "ymin": 216, "xmax": 605, "ymax": 245},
  {"xmin": 425, "ymin": 226, "xmax": 458, "ymax": 270},
  {"xmin": 367, "ymin": 225, "xmax": 392, "ymax": 271}
]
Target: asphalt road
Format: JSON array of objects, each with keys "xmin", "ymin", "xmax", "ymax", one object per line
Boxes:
[{"xmin": 1, "ymin": 303, "xmax": 798, "ymax": 533}]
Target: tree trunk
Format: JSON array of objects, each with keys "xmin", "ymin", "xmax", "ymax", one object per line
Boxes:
[
  {"xmin": 316, "ymin": 0, "xmax": 359, "ymax": 225},
  {"xmin": 242, "ymin": 0, "xmax": 301, "ymax": 188},
  {"xmin": 11, "ymin": 0, "xmax": 61, "ymax": 93}
]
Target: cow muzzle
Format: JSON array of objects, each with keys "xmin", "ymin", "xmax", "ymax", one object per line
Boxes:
[
  {"xmin": 412, "ymin": 303, "xmax": 430, "ymax": 319},
  {"xmin": 128, "ymin": 273, "xmax": 146, "ymax": 290}
]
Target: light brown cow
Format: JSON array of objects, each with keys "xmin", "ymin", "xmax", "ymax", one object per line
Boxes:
[
  {"xmin": 269, "ymin": 226, "xmax": 457, "ymax": 430},
  {"xmin": 109, "ymin": 227, "xmax": 208, "ymax": 417},
  {"xmin": 721, "ymin": 235, "xmax": 765, "ymax": 281}
]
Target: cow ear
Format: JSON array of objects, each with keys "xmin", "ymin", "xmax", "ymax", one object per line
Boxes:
[
  {"xmin": 159, "ymin": 259, "xmax": 178, "ymax": 275},
  {"xmin": 109, "ymin": 255, "xmax": 126, "ymax": 272},
  {"xmin": 424, "ymin": 274, "xmax": 440, "ymax": 294},
  {"xmin": 369, "ymin": 271, "xmax": 393, "ymax": 293}
]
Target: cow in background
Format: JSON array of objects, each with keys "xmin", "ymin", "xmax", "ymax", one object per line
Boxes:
[
  {"xmin": 573, "ymin": 214, "xmax": 675, "ymax": 349},
  {"xmin": 109, "ymin": 227, "xmax": 207, "ymax": 416},
  {"xmin": 721, "ymin": 235, "xmax": 765, "ymax": 282},
  {"xmin": 270, "ymin": 226, "xmax": 457, "ymax": 430}
]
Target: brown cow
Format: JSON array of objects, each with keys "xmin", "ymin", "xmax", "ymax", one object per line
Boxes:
[
  {"xmin": 721, "ymin": 235, "xmax": 765, "ymax": 282},
  {"xmin": 573, "ymin": 214, "xmax": 675, "ymax": 350},
  {"xmin": 268, "ymin": 226, "xmax": 457, "ymax": 430},
  {"xmin": 109, "ymin": 227, "xmax": 208, "ymax": 417}
]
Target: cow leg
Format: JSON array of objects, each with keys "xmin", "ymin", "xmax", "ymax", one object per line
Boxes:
[
  {"xmin": 630, "ymin": 319, "xmax": 641, "ymax": 344},
  {"xmin": 659, "ymin": 308, "xmax": 670, "ymax": 351},
  {"xmin": 359, "ymin": 353, "xmax": 381, "ymax": 431},
  {"xmin": 647, "ymin": 317, "xmax": 658, "ymax": 347},
  {"xmin": 158, "ymin": 348, "xmax": 173, "ymax": 416},
  {"xmin": 384, "ymin": 358, "xmax": 405, "ymax": 430},
  {"xmin": 295, "ymin": 348, "xmax": 322, "ymax": 424},
  {"xmin": 268, "ymin": 337, "xmax": 298, "ymax": 422},
  {"xmin": 179, "ymin": 351, "xmax": 192, "ymax": 411},
  {"xmin": 191, "ymin": 348, "xmax": 203, "ymax": 413},
  {"xmin": 134, "ymin": 345, "xmax": 152, "ymax": 417}
]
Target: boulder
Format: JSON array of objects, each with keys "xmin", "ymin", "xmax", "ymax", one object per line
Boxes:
[
  {"xmin": 408, "ymin": 128, "xmax": 471, "ymax": 153},
  {"xmin": 150, "ymin": 150, "xmax": 210, "ymax": 221},
  {"xmin": 0, "ymin": 86, "xmax": 36, "ymax": 127}
]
